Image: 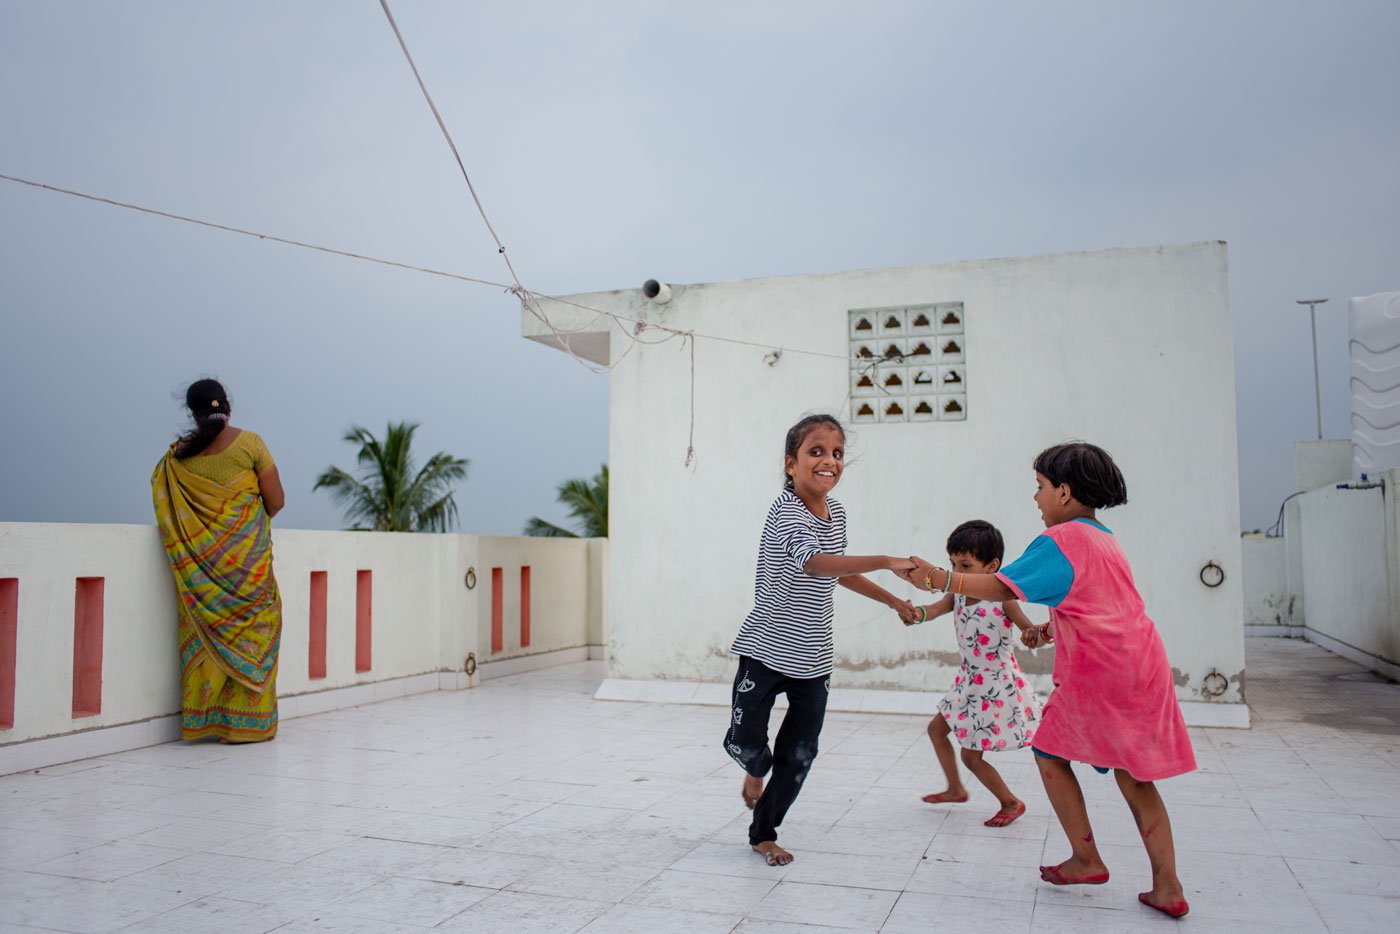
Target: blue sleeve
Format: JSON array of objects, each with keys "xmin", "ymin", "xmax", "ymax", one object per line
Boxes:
[{"xmin": 996, "ymin": 535, "xmax": 1074, "ymax": 606}]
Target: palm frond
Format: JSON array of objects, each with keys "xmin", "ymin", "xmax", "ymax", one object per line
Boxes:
[
  {"xmin": 525, "ymin": 463, "xmax": 608, "ymax": 538},
  {"xmin": 523, "ymin": 517, "xmax": 580, "ymax": 537},
  {"xmin": 315, "ymin": 421, "xmax": 466, "ymax": 532}
]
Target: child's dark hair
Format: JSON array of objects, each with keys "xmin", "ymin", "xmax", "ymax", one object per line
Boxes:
[
  {"xmin": 782, "ymin": 414, "xmax": 844, "ymax": 489},
  {"xmin": 1033, "ymin": 441, "xmax": 1128, "ymax": 509},
  {"xmin": 174, "ymin": 378, "xmax": 231, "ymax": 459},
  {"xmin": 946, "ymin": 520, "xmax": 1004, "ymax": 566}
]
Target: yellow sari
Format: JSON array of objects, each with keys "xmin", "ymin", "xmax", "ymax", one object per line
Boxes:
[{"xmin": 152, "ymin": 444, "xmax": 281, "ymax": 741}]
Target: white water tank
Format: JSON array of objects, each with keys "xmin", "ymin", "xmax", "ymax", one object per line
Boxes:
[{"xmin": 1351, "ymin": 290, "xmax": 1400, "ymax": 474}]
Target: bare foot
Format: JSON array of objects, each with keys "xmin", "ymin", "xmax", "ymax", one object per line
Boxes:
[
  {"xmin": 742, "ymin": 775, "xmax": 763, "ymax": 809},
  {"xmin": 984, "ymin": 799, "xmax": 1026, "ymax": 827},
  {"xmin": 921, "ymin": 788, "xmax": 969, "ymax": 804},
  {"xmin": 1039, "ymin": 857, "xmax": 1110, "ymax": 885},
  {"xmin": 752, "ymin": 841, "xmax": 793, "ymax": 866},
  {"xmin": 1139, "ymin": 889, "xmax": 1190, "ymax": 918}
]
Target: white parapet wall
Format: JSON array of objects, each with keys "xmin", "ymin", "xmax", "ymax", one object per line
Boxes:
[
  {"xmin": 1241, "ymin": 536, "xmax": 1299, "ymax": 637},
  {"xmin": 1297, "ymin": 475, "xmax": 1400, "ymax": 678},
  {"xmin": 1295, "ymin": 440, "xmax": 1355, "ymax": 493},
  {"xmin": 1240, "ymin": 470, "xmax": 1400, "ymax": 681},
  {"xmin": 524, "ymin": 242, "xmax": 1250, "ymax": 727},
  {"xmin": 0, "ymin": 522, "xmax": 605, "ymax": 774}
]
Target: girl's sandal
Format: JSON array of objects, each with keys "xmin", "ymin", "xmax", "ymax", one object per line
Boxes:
[
  {"xmin": 920, "ymin": 790, "xmax": 969, "ymax": 804},
  {"xmin": 984, "ymin": 800, "xmax": 1026, "ymax": 827},
  {"xmin": 1138, "ymin": 892, "xmax": 1190, "ymax": 918}
]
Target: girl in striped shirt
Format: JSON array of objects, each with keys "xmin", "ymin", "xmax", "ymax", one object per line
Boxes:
[{"xmin": 726, "ymin": 414, "xmax": 917, "ymax": 866}]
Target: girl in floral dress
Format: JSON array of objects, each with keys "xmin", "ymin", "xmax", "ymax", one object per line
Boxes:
[{"xmin": 907, "ymin": 520, "xmax": 1042, "ymax": 827}]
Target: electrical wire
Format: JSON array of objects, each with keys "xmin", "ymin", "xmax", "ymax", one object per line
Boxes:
[
  {"xmin": 1265, "ymin": 491, "xmax": 1305, "ymax": 538},
  {"xmin": 0, "ymin": 172, "xmax": 516, "ymax": 292},
  {"xmin": 4, "ymin": 3, "xmax": 863, "ymax": 465},
  {"xmin": 373, "ymin": 0, "xmax": 849, "ymax": 460}
]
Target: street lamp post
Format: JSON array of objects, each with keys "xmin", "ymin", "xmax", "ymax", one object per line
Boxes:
[{"xmin": 1297, "ymin": 298, "xmax": 1328, "ymax": 440}]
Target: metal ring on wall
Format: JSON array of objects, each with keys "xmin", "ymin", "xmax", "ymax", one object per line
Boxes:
[
  {"xmin": 1201, "ymin": 669, "xmax": 1228, "ymax": 697},
  {"xmin": 465, "ymin": 567, "xmax": 477, "ymax": 590},
  {"xmin": 465, "ymin": 653, "xmax": 477, "ymax": 676},
  {"xmin": 1199, "ymin": 561, "xmax": 1224, "ymax": 588}
]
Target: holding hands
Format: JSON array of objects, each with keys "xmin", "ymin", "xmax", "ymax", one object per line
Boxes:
[
  {"xmin": 894, "ymin": 555, "xmax": 946, "ymax": 591},
  {"xmin": 892, "ymin": 551, "xmax": 1054, "ymax": 647},
  {"xmin": 894, "ymin": 600, "xmax": 921, "ymax": 626},
  {"xmin": 882, "ymin": 558, "xmax": 920, "ymax": 626},
  {"xmin": 1020, "ymin": 621, "xmax": 1054, "ymax": 648}
]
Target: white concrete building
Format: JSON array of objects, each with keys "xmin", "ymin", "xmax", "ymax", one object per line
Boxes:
[{"xmin": 524, "ymin": 242, "xmax": 1248, "ymax": 727}]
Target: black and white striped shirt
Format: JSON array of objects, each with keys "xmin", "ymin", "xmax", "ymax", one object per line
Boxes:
[{"xmin": 730, "ymin": 489, "xmax": 848, "ymax": 679}]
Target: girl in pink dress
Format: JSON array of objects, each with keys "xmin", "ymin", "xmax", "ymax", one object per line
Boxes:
[{"xmin": 901, "ymin": 442, "xmax": 1195, "ymax": 920}]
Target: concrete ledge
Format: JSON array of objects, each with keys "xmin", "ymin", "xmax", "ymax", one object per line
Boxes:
[
  {"xmin": 1302, "ymin": 628, "xmax": 1400, "ymax": 682},
  {"xmin": 1179, "ymin": 700, "xmax": 1251, "ymax": 729},
  {"xmin": 596, "ymin": 678, "xmax": 1251, "ymax": 727},
  {"xmin": 2, "ymin": 670, "xmax": 447, "ymax": 776},
  {"xmin": 0, "ymin": 715, "xmax": 182, "ymax": 776},
  {"xmin": 279, "ymin": 672, "xmax": 441, "ymax": 720},
  {"xmin": 478, "ymin": 646, "xmax": 592, "ymax": 681},
  {"xmin": 1244, "ymin": 625, "xmax": 1303, "ymax": 638},
  {"xmin": 439, "ymin": 671, "xmax": 474, "ymax": 691}
]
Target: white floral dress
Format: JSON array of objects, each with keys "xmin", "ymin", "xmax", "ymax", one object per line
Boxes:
[{"xmin": 936, "ymin": 595, "xmax": 1040, "ymax": 751}]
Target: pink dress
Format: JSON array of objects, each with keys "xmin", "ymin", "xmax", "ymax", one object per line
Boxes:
[
  {"xmin": 996, "ymin": 519, "xmax": 1196, "ymax": 782},
  {"xmin": 937, "ymin": 595, "xmax": 1040, "ymax": 751}
]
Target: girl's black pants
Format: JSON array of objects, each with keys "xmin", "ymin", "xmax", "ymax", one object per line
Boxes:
[{"xmin": 723, "ymin": 656, "xmax": 829, "ymax": 845}]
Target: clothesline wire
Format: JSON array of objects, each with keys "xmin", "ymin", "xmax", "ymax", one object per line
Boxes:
[
  {"xmin": 375, "ymin": 0, "xmax": 523, "ymax": 291},
  {"xmin": 375, "ymin": 0, "xmax": 702, "ymax": 383},
  {"xmin": 3, "ymin": 5, "xmax": 858, "ymax": 455},
  {"xmin": 0, "ymin": 172, "xmax": 515, "ymax": 292},
  {"xmin": 0, "ymin": 170, "xmax": 852, "ymax": 370},
  {"xmin": 372, "ymin": 0, "xmax": 845, "ymax": 459}
]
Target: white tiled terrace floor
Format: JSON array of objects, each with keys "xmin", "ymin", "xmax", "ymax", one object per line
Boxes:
[{"xmin": 2, "ymin": 637, "xmax": 1398, "ymax": 934}]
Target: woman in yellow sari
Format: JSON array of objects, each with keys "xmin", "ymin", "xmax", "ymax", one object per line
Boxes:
[{"xmin": 152, "ymin": 379, "xmax": 285, "ymax": 743}]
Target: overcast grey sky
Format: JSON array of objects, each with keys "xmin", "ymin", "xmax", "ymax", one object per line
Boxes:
[{"xmin": 1, "ymin": 1, "xmax": 1396, "ymax": 535}]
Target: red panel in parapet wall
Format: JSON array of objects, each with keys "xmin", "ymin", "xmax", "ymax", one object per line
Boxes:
[
  {"xmin": 1, "ymin": 578, "xmax": 16, "ymax": 729},
  {"xmin": 520, "ymin": 566, "xmax": 532, "ymax": 649},
  {"xmin": 72, "ymin": 577, "xmax": 104, "ymax": 718},
  {"xmin": 309, "ymin": 571, "xmax": 327, "ymax": 680},
  {"xmin": 355, "ymin": 570, "xmax": 372, "ymax": 673},
  {"xmin": 491, "ymin": 567, "xmax": 504, "ymax": 654}
]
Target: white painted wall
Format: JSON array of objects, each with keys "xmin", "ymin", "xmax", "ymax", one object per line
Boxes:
[
  {"xmin": 1241, "ymin": 537, "xmax": 1299, "ymax": 633},
  {"xmin": 1295, "ymin": 440, "xmax": 1354, "ymax": 492},
  {"xmin": 1240, "ymin": 468, "xmax": 1400, "ymax": 680},
  {"xmin": 0, "ymin": 523, "xmax": 605, "ymax": 750},
  {"xmin": 525, "ymin": 243, "xmax": 1247, "ymax": 713},
  {"xmin": 1298, "ymin": 479, "xmax": 1398, "ymax": 669}
]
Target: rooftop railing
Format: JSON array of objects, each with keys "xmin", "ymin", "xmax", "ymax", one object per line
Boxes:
[{"xmin": 0, "ymin": 522, "xmax": 606, "ymax": 774}]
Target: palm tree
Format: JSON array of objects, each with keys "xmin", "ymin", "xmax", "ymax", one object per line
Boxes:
[
  {"xmin": 314, "ymin": 421, "xmax": 468, "ymax": 532},
  {"xmin": 524, "ymin": 464, "xmax": 608, "ymax": 538}
]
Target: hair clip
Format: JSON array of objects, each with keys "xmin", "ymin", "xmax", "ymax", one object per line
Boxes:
[{"xmin": 210, "ymin": 399, "xmax": 219, "ymax": 407}]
